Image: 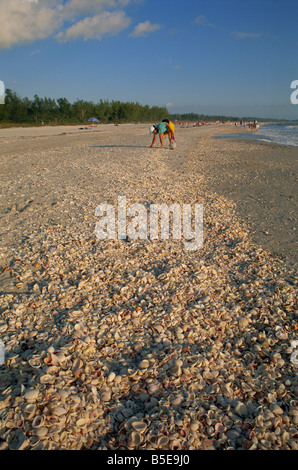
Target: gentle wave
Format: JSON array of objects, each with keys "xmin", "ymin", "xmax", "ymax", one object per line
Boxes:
[{"xmin": 257, "ymin": 123, "xmax": 298, "ymax": 147}]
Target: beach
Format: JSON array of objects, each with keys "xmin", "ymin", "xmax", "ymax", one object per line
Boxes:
[
  {"xmin": 0, "ymin": 123, "xmax": 297, "ymax": 450},
  {"xmin": 181, "ymin": 129, "xmax": 298, "ymax": 269}
]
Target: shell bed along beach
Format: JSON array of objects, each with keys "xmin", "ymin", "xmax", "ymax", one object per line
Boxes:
[{"xmin": 0, "ymin": 123, "xmax": 297, "ymax": 451}]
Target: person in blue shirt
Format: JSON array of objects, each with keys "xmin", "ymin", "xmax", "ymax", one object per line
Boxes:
[{"xmin": 150, "ymin": 121, "xmax": 170, "ymax": 149}]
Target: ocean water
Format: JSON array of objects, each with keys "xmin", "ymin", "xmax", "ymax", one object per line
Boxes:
[
  {"xmin": 256, "ymin": 123, "xmax": 298, "ymax": 147},
  {"xmin": 213, "ymin": 122, "xmax": 298, "ymax": 147}
]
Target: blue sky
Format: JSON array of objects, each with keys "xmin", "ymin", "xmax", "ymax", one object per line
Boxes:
[{"xmin": 0, "ymin": 0, "xmax": 297, "ymax": 119}]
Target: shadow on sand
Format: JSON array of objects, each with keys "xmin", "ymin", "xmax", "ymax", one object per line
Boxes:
[{"xmin": 89, "ymin": 145, "xmax": 150, "ymax": 149}]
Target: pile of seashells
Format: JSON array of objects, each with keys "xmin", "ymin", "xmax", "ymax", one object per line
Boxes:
[{"xmin": 0, "ymin": 127, "xmax": 297, "ymax": 450}]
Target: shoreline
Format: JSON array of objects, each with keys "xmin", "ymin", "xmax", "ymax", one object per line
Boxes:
[
  {"xmin": 0, "ymin": 124, "xmax": 297, "ymax": 450},
  {"xmin": 186, "ymin": 132, "xmax": 298, "ymax": 270}
]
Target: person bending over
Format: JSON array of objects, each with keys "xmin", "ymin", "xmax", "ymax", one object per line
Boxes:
[
  {"xmin": 162, "ymin": 119, "xmax": 176, "ymax": 144},
  {"xmin": 150, "ymin": 121, "xmax": 175, "ymax": 149}
]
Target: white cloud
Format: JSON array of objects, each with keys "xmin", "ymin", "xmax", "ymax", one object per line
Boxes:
[
  {"xmin": 166, "ymin": 102, "xmax": 174, "ymax": 108},
  {"xmin": 231, "ymin": 32, "xmax": 265, "ymax": 39},
  {"xmin": 29, "ymin": 50, "xmax": 41, "ymax": 55},
  {"xmin": 194, "ymin": 15, "xmax": 214, "ymax": 27},
  {"xmin": 56, "ymin": 11, "xmax": 131, "ymax": 42},
  {"xmin": 0, "ymin": 1, "xmax": 62, "ymax": 48},
  {"xmin": 0, "ymin": 0, "xmax": 132, "ymax": 48},
  {"xmin": 130, "ymin": 20, "xmax": 161, "ymax": 37}
]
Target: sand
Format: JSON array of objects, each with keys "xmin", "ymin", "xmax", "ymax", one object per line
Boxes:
[
  {"xmin": 0, "ymin": 123, "xmax": 297, "ymax": 450},
  {"xmin": 178, "ymin": 128, "xmax": 297, "ymax": 270},
  {"xmin": 0, "ymin": 123, "xmax": 296, "ymax": 267},
  {"xmin": 0, "ymin": 122, "xmax": 296, "ymax": 287}
]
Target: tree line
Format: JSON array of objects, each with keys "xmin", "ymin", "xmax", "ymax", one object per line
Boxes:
[
  {"xmin": 0, "ymin": 89, "xmax": 289, "ymax": 126},
  {"xmin": 0, "ymin": 89, "xmax": 170, "ymax": 125},
  {"xmin": 170, "ymin": 112, "xmax": 239, "ymax": 122}
]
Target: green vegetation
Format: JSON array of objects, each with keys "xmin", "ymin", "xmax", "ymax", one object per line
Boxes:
[
  {"xmin": 0, "ymin": 89, "xmax": 296, "ymax": 127},
  {"xmin": 0, "ymin": 89, "xmax": 170, "ymax": 126}
]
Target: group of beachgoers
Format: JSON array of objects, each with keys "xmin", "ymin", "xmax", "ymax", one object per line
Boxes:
[
  {"xmin": 149, "ymin": 119, "xmax": 176, "ymax": 149},
  {"xmin": 248, "ymin": 120, "xmax": 260, "ymax": 132},
  {"xmin": 239, "ymin": 119, "xmax": 260, "ymax": 132}
]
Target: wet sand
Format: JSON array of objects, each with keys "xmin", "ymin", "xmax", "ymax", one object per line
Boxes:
[{"xmin": 192, "ymin": 132, "xmax": 297, "ymax": 270}]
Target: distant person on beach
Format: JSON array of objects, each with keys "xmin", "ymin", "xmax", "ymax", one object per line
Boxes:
[
  {"xmin": 253, "ymin": 120, "xmax": 259, "ymax": 132},
  {"xmin": 150, "ymin": 120, "xmax": 176, "ymax": 149},
  {"xmin": 248, "ymin": 120, "xmax": 259, "ymax": 132}
]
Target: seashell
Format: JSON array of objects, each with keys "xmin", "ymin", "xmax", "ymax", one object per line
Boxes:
[
  {"xmin": 39, "ymin": 374, "xmax": 55, "ymax": 384},
  {"xmin": 238, "ymin": 317, "xmax": 249, "ymax": 329},
  {"xmin": 122, "ymin": 408, "xmax": 134, "ymax": 418},
  {"xmin": 35, "ymin": 427, "xmax": 48, "ymax": 438},
  {"xmin": 101, "ymin": 391, "xmax": 111, "ymax": 402},
  {"xmin": 72, "ymin": 358, "xmax": 83, "ymax": 378},
  {"xmin": 203, "ymin": 371, "xmax": 214, "ymax": 381},
  {"xmin": 115, "ymin": 413, "xmax": 125, "ymax": 423},
  {"xmin": 171, "ymin": 395, "xmax": 183, "ymax": 406},
  {"xmin": 157, "ymin": 435, "xmax": 169, "ymax": 447},
  {"xmin": 76, "ymin": 418, "xmax": 87, "ymax": 427},
  {"xmin": 131, "ymin": 431, "xmax": 142, "ymax": 446},
  {"xmin": 32, "ymin": 415, "xmax": 44, "ymax": 428},
  {"xmin": 101, "ymin": 346, "xmax": 113, "ymax": 355},
  {"xmin": 45, "ymin": 365, "xmax": 59, "ymax": 374},
  {"xmin": 190, "ymin": 421, "xmax": 200, "ymax": 431},
  {"xmin": 242, "ymin": 422, "xmax": 253, "ymax": 431},
  {"xmin": 52, "ymin": 406, "xmax": 67, "ymax": 416},
  {"xmin": 24, "ymin": 389, "xmax": 39, "ymax": 402},
  {"xmin": 131, "ymin": 421, "xmax": 148, "ymax": 433},
  {"xmin": 148, "ymin": 383, "xmax": 160, "ymax": 395},
  {"xmin": 234, "ymin": 402, "xmax": 248, "ymax": 418},
  {"xmin": 178, "ymin": 429, "xmax": 187, "ymax": 438},
  {"xmin": 107, "ymin": 372, "xmax": 116, "ymax": 382},
  {"xmin": 24, "ymin": 404, "xmax": 36, "ymax": 416},
  {"xmin": 131, "ymin": 383, "xmax": 140, "ymax": 393},
  {"xmin": 0, "ymin": 322, "xmax": 8, "ymax": 333},
  {"xmin": 139, "ymin": 359, "xmax": 150, "ymax": 369},
  {"xmin": 215, "ymin": 423, "xmax": 225, "ymax": 433},
  {"xmin": 154, "ymin": 324, "xmax": 163, "ymax": 334},
  {"xmin": 55, "ymin": 352, "xmax": 67, "ymax": 363},
  {"xmin": 170, "ymin": 439, "xmax": 182, "ymax": 450},
  {"xmin": 49, "ymin": 353, "xmax": 62, "ymax": 366},
  {"xmin": 28, "ymin": 357, "xmax": 42, "ymax": 369},
  {"xmin": 175, "ymin": 359, "xmax": 183, "ymax": 368},
  {"xmin": 275, "ymin": 327, "xmax": 288, "ymax": 340},
  {"xmin": 269, "ymin": 403, "xmax": 284, "ymax": 416},
  {"xmin": 124, "ymin": 416, "xmax": 137, "ymax": 430},
  {"xmin": 128, "ymin": 369, "xmax": 139, "ymax": 378}
]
